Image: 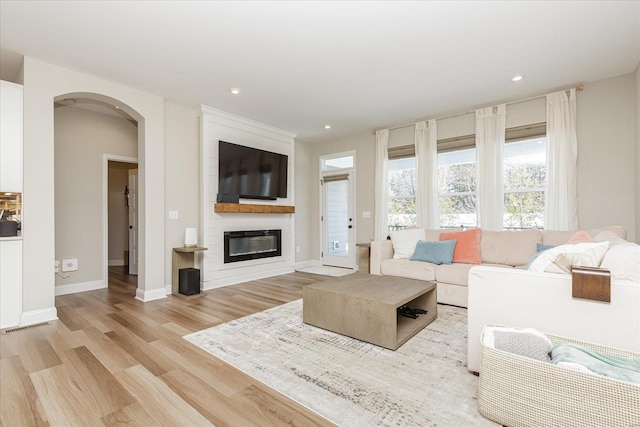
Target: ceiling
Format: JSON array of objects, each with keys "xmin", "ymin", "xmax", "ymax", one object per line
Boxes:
[{"xmin": 1, "ymin": 1, "xmax": 639, "ymax": 143}]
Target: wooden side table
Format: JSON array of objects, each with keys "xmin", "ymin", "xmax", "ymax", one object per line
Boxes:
[
  {"xmin": 172, "ymin": 246, "xmax": 207, "ymax": 296},
  {"xmin": 355, "ymin": 242, "xmax": 371, "ymax": 274}
]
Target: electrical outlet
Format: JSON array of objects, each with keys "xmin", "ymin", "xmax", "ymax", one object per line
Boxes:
[
  {"xmin": 62, "ymin": 258, "xmax": 78, "ymax": 272},
  {"xmin": 54, "ymin": 260, "xmax": 60, "ymax": 273}
]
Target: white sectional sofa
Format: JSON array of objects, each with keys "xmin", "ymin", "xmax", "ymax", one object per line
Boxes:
[
  {"xmin": 370, "ymin": 226, "xmax": 626, "ymax": 307},
  {"xmin": 369, "ymin": 225, "xmax": 640, "ymax": 374}
]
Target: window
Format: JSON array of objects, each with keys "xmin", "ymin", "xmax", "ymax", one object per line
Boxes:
[
  {"xmin": 437, "ymin": 148, "xmax": 478, "ymax": 229},
  {"xmin": 322, "ymin": 154, "xmax": 353, "ymax": 171},
  {"xmin": 503, "ymin": 136, "xmax": 546, "ymax": 229},
  {"xmin": 388, "ymin": 156, "xmax": 416, "ymax": 231}
]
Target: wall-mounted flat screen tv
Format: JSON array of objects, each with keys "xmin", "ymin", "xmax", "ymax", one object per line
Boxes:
[{"xmin": 218, "ymin": 141, "xmax": 288, "ymax": 200}]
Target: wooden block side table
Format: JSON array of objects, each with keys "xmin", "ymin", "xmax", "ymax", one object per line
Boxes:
[{"xmin": 172, "ymin": 246, "xmax": 207, "ymax": 296}]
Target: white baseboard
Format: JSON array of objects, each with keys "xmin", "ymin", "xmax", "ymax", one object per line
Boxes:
[
  {"xmin": 165, "ymin": 284, "xmax": 172, "ymax": 295},
  {"xmin": 202, "ymin": 266, "xmax": 295, "ymax": 291},
  {"xmin": 108, "ymin": 259, "xmax": 125, "ymax": 266},
  {"xmin": 135, "ymin": 287, "xmax": 168, "ymax": 302},
  {"xmin": 294, "ymin": 259, "xmax": 321, "ymax": 270},
  {"xmin": 55, "ymin": 280, "xmax": 106, "ymax": 296},
  {"xmin": 20, "ymin": 307, "xmax": 58, "ymax": 327}
]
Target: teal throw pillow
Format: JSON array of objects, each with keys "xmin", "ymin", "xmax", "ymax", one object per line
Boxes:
[{"xmin": 410, "ymin": 239, "xmax": 456, "ymax": 265}]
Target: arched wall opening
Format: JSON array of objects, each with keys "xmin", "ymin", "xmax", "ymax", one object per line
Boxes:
[
  {"xmin": 53, "ymin": 95, "xmax": 139, "ymax": 295},
  {"xmin": 20, "ymin": 57, "xmax": 166, "ymax": 326}
]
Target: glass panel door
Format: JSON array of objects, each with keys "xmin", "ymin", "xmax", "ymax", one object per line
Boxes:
[{"xmin": 322, "ymin": 172, "xmax": 354, "ymax": 268}]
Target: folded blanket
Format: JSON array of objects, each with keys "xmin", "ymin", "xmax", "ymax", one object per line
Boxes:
[{"xmin": 552, "ymin": 342, "xmax": 640, "ymax": 384}]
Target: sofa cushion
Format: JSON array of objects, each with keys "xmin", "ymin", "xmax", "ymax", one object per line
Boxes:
[
  {"xmin": 380, "ymin": 259, "xmax": 436, "ymax": 281},
  {"xmin": 425, "ymin": 229, "xmax": 441, "ymax": 242},
  {"xmin": 480, "ymin": 229, "xmax": 541, "ymax": 267},
  {"xmin": 389, "ymin": 228, "xmax": 427, "ymax": 259},
  {"xmin": 435, "ymin": 263, "xmax": 475, "ymax": 287},
  {"xmin": 542, "ymin": 226, "xmax": 626, "ymax": 246},
  {"xmin": 440, "ymin": 228, "xmax": 482, "ymax": 264},
  {"xmin": 410, "ymin": 240, "xmax": 456, "ymax": 265}
]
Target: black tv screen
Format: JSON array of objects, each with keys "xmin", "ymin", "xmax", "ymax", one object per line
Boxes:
[{"xmin": 218, "ymin": 141, "xmax": 288, "ymax": 200}]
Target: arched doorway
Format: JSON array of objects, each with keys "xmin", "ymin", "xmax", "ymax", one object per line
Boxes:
[{"xmin": 53, "ymin": 93, "xmax": 145, "ymax": 299}]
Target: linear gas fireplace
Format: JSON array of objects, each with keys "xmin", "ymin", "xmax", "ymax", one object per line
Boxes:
[{"xmin": 224, "ymin": 229, "xmax": 282, "ymax": 264}]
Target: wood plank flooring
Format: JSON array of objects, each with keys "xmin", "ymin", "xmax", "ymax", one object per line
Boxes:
[{"xmin": 0, "ymin": 267, "xmax": 336, "ymax": 427}]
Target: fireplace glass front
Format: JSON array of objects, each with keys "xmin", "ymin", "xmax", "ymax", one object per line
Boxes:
[{"xmin": 224, "ymin": 229, "xmax": 282, "ymax": 263}]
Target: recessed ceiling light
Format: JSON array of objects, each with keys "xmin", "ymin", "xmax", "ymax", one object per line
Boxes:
[
  {"xmin": 324, "ymin": 125, "xmax": 332, "ymax": 129},
  {"xmin": 229, "ymin": 88, "xmax": 241, "ymax": 95},
  {"xmin": 511, "ymin": 75, "xmax": 525, "ymax": 82}
]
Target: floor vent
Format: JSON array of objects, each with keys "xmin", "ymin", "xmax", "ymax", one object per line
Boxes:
[{"xmin": 2, "ymin": 322, "xmax": 50, "ymax": 334}]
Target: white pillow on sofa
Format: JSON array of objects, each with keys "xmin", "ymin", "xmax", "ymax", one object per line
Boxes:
[
  {"xmin": 389, "ymin": 228, "xmax": 426, "ymax": 259},
  {"xmin": 593, "ymin": 231, "xmax": 640, "ymax": 281},
  {"xmin": 528, "ymin": 242, "xmax": 610, "ymax": 274}
]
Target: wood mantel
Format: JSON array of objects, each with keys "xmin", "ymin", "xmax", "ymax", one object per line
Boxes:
[{"xmin": 214, "ymin": 203, "xmax": 295, "ymax": 214}]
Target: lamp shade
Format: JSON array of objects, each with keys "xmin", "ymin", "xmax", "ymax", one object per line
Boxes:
[{"xmin": 184, "ymin": 227, "xmax": 198, "ymax": 247}]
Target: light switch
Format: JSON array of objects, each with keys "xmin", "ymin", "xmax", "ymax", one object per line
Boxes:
[{"xmin": 169, "ymin": 210, "xmax": 179, "ymax": 220}]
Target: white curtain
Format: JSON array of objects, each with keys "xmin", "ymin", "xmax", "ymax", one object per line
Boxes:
[
  {"xmin": 476, "ymin": 104, "xmax": 506, "ymax": 231},
  {"xmin": 374, "ymin": 129, "xmax": 389, "ymax": 240},
  {"xmin": 415, "ymin": 119, "xmax": 439, "ymax": 229},
  {"xmin": 545, "ymin": 88, "xmax": 578, "ymax": 230}
]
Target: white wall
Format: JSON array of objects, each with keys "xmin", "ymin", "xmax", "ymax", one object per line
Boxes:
[
  {"xmin": 108, "ymin": 161, "xmax": 138, "ymax": 265},
  {"xmin": 164, "ymin": 101, "xmax": 200, "ymax": 288},
  {"xmin": 577, "ymin": 73, "xmax": 637, "ymax": 240},
  {"xmin": 293, "ymin": 140, "xmax": 316, "ymax": 264},
  {"xmin": 21, "ymin": 57, "xmax": 165, "ymax": 325},
  {"xmin": 296, "ymin": 132, "xmax": 375, "ymax": 263},
  {"xmin": 54, "ymin": 106, "xmax": 137, "ymax": 286}
]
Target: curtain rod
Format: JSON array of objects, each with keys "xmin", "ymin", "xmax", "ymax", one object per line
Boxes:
[{"xmin": 372, "ymin": 84, "xmax": 584, "ymax": 134}]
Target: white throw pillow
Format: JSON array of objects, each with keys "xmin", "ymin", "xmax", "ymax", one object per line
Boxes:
[
  {"xmin": 592, "ymin": 230, "xmax": 640, "ymax": 281},
  {"xmin": 389, "ymin": 228, "xmax": 426, "ymax": 259},
  {"xmin": 600, "ymin": 243, "xmax": 640, "ymax": 282},
  {"xmin": 528, "ymin": 242, "xmax": 610, "ymax": 274}
]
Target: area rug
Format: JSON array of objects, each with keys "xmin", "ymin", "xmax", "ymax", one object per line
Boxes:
[
  {"xmin": 296, "ymin": 265, "xmax": 355, "ymax": 277},
  {"xmin": 184, "ymin": 300, "xmax": 497, "ymax": 427}
]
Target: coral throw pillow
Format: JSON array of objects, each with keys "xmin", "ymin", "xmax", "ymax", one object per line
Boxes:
[
  {"xmin": 566, "ymin": 230, "xmax": 595, "ymax": 244},
  {"xmin": 439, "ymin": 228, "xmax": 482, "ymax": 264}
]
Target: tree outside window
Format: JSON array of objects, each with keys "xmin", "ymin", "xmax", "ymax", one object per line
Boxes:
[
  {"xmin": 503, "ymin": 137, "xmax": 546, "ymax": 229},
  {"xmin": 438, "ymin": 148, "xmax": 477, "ymax": 228},
  {"xmin": 388, "ymin": 157, "xmax": 416, "ymax": 231}
]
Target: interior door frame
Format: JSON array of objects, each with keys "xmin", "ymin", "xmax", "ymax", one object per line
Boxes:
[
  {"xmin": 318, "ymin": 151, "xmax": 356, "ymax": 269},
  {"xmin": 103, "ymin": 154, "xmax": 138, "ymax": 286}
]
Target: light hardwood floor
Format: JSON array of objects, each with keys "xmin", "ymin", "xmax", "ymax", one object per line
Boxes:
[{"xmin": 1, "ymin": 267, "xmax": 336, "ymax": 426}]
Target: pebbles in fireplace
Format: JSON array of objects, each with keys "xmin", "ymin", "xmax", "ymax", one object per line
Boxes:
[{"xmin": 224, "ymin": 230, "xmax": 282, "ymax": 264}]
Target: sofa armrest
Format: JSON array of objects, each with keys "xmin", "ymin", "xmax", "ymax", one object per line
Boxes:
[
  {"xmin": 370, "ymin": 240, "xmax": 393, "ymax": 275},
  {"xmin": 466, "ymin": 266, "xmax": 640, "ymax": 373}
]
